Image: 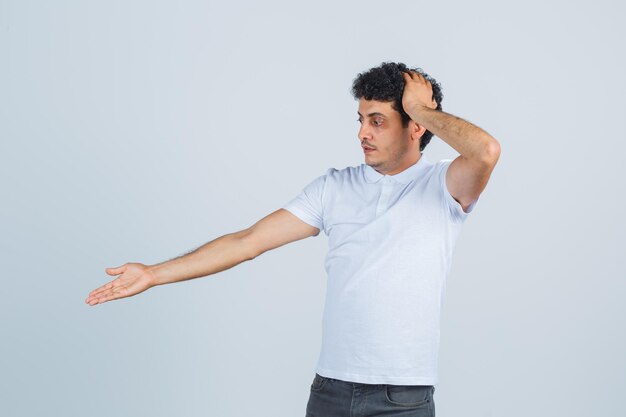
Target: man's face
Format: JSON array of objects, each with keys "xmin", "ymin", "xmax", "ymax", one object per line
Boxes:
[{"xmin": 357, "ymin": 98, "xmax": 417, "ymax": 173}]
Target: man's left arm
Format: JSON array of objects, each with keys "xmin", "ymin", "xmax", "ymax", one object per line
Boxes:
[
  {"xmin": 409, "ymin": 106, "xmax": 500, "ymax": 212},
  {"xmin": 402, "ymin": 71, "xmax": 501, "ymax": 212}
]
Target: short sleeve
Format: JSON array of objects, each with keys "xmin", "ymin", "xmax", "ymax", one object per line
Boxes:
[
  {"xmin": 439, "ymin": 159, "xmax": 478, "ymax": 222},
  {"xmin": 281, "ymin": 170, "xmax": 329, "ymax": 232}
]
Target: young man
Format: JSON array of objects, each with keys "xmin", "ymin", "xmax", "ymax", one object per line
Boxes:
[{"xmin": 85, "ymin": 62, "xmax": 500, "ymax": 417}]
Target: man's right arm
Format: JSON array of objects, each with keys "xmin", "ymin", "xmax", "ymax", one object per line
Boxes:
[
  {"xmin": 149, "ymin": 208, "xmax": 319, "ymax": 286},
  {"xmin": 85, "ymin": 209, "xmax": 319, "ymax": 305}
]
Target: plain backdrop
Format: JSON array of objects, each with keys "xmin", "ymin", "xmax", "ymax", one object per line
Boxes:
[{"xmin": 1, "ymin": 1, "xmax": 624, "ymax": 416}]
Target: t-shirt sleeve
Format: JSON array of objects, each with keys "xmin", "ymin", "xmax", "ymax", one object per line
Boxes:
[
  {"xmin": 439, "ymin": 159, "xmax": 478, "ymax": 222},
  {"xmin": 281, "ymin": 169, "xmax": 329, "ymax": 233}
]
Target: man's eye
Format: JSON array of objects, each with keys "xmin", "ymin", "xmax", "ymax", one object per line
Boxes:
[{"xmin": 356, "ymin": 118, "xmax": 382, "ymax": 126}]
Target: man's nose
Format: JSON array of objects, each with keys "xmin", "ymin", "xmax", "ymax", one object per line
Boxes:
[{"xmin": 358, "ymin": 123, "xmax": 371, "ymax": 142}]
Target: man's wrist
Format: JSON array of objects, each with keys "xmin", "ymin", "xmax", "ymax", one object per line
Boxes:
[
  {"xmin": 145, "ymin": 264, "xmax": 163, "ymax": 287},
  {"xmin": 406, "ymin": 104, "xmax": 433, "ymax": 123}
]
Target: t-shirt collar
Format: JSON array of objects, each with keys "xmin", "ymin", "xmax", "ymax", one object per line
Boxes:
[{"xmin": 364, "ymin": 153, "xmax": 431, "ymax": 184}]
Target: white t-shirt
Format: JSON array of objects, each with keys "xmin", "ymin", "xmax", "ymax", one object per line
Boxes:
[{"xmin": 281, "ymin": 153, "xmax": 477, "ymax": 385}]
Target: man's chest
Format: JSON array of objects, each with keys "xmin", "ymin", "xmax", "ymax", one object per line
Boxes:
[{"xmin": 323, "ymin": 181, "xmax": 443, "ymax": 238}]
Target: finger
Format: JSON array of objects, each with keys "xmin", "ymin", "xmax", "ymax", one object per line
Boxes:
[
  {"xmin": 88, "ymin": 280, "xmax": 116, "ymax": 297},
  {"xmin": 415, "ymin": 72, "xmax": 429, "ymax": 85},
  {"xmin": 106, "ymin": 265, "xmax": 126, "ymax": 276},
  {"xmin": 88, "ymin": 286, "xmax": 128, "ymax": 305},
  {"xmin": 87, "ymin": 277, "xmax": 124, "ymax": 302},
  {"xmin": 86, "ymin": 290, "xmax": 111, "ymax": 305},
  {"xmin": 87, "ymin": 292, "xmax": 116, "ymax": 305},
  {"xmin": 87, "ymin": 287, "xmax": 112, "ymax": 302},
  {"xmin": 86, "ymin": 266, "xmax": 127, "ymax": 303},
  {"xmin": 86, "ymin": 292, "xmax": 113, "ymax": 305}
]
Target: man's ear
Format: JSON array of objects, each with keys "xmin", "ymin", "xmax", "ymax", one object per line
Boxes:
[{"xmin": 411, "ymin": 120, "xmax": 427, "ymax": 142}]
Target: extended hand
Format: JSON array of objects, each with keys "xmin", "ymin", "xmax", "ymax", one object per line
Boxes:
[
  {"xmin": 401, "ymin": 70, "xmax": 437, "ymax": 116},
  {"xmin": 85, "ymin": 263, "xmax": 156, "ymax": 306}
]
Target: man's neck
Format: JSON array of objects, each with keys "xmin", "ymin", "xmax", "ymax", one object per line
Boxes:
[{"xmin": 376, "ymin": 152, "xmax": 422, "ymax": 176}]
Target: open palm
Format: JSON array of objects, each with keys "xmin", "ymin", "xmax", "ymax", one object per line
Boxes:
[{"xmin": 85, "ymin": 263, "xmax": 156, "ymax": 306}]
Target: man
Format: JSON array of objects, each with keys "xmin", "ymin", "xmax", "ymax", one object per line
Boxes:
[{"xmin": 85, "ymin": 62, "xmax": 500, "ymax": 417}]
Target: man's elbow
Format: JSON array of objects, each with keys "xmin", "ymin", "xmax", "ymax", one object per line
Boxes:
[
  {"xmin": 235, "ymin": 229, "xmax": 263, "ymax": 261},
  {"xmin": 485, "ymin": 138, "xmax": 501, "ymax": 164}
]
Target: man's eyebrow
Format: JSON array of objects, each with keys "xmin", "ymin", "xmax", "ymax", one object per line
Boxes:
[{"xmin": 357, "ymin": 111, "xmax": 387, "ymax": 118}]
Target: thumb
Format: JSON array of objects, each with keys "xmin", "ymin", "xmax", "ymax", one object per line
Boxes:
[{"xmin": 105, "ymin": 264, "xmax": 127, "ymax": 275}]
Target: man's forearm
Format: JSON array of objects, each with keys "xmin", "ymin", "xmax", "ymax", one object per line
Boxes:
[
  {"xmin": 407, "ymin": 106, "xmax": 499, "ymax": 160},
  {"xmin": 147, "ymin": 230, "xmax": 256, "ymax": 286}
]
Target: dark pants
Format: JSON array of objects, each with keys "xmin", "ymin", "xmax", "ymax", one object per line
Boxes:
[{"xmin": 305, "ymin": 373, "xmax": 435, "ymax": 417}]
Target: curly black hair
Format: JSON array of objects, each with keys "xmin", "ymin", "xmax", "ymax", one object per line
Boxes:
[{"xmin": 351, "ymin": 61, "xmax": 443, "ymax": 152}]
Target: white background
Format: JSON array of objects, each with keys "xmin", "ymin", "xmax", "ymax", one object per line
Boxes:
[{"xmin": 1, "ymin": 1, "xmax": 624, "ymax": 416}]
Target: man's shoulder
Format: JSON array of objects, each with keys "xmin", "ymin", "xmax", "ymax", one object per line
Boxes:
[
  {"xmin": 323, "ymin": 164, "xmax": 364, "ymax": 177},
  {"xmin": 323, "ymin": 164, "xmax": 361, "ymax": 172}
]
